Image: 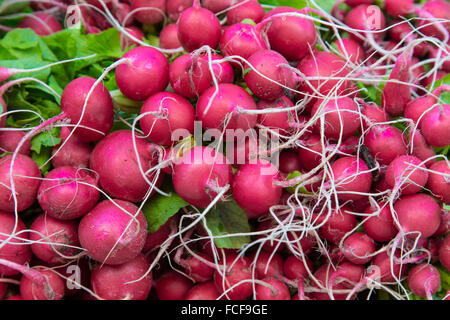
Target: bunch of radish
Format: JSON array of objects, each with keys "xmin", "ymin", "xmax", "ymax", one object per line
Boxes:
[{"xmin": 0, "ymin": 0, "xmax": 449, "ymax": 301}]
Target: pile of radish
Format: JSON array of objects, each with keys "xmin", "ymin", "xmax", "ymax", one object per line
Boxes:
[{"xmin": 0, "ymin": 0, "xmax": 449, "ymax": 301}]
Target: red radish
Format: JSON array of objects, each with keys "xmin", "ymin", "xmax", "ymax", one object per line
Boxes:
[
  {"xmin": 407, "ymin": 263, "xmax": 441, "ymax": 298},
  {"xmin": 420, "ymin": 104, "xmax": 450, "ymax": 147},
  {"xmin": 244, "ymin": 50, "xmax": 296, "ymax": 101},
  {"xmin": 214, "ymin": 253, "xmax": 253, "ymax": 300},
  {"xmin": 384, "ymin": 0, "xmax": 414, "ymax": 17},
  {"xmin": 219, "ymin": 23, "xmax": 268, "ymax": 61},
  {"xmin": 279, "ymin": 150, "xmax": 302, "ymax": 174},
  {"xmin": 388, "ymin": 20, "xmax": 415, "ymax": 42},
  {"xmin": 169, "ymin": 53, "xmax": 212, "ymax": 98},
  {"xmin": 422, "ymin": 71, "xmax": 446, "ymax": 88},
  {"xmin": 341, "ymin": 232, "xmax": 375, "ymax": 264},
  {"xmin": 115, "ymin": 47, "xmax": 169, "ymax": 101},
  {"xmin": 385, "ymin": 155, "xmax": 429, "ymax": 195},
  {"xmin": 232, "ymin": 159, "xmax": 282, "ymax": 218},
  {"xmin": 257, "ymin": 96, "xmax": 295, "ymax": 132},
  {"xmin": 363, "ymin": 204, "xmax": 397, "ymax": 242},
  {"xmin": 249, "ymin": 251, "xmax": 283, "ymax": 279},
  {"xmin": 167, "ymin": 0, "xmax": 193, "ymax": 21},
  {"xmin": 330, "ymin": 156, "xmax": 372, "ymax": 201},
  {"xmin": 90, "ymin": 130, "xmax": 162, "ymax": 203},
  {"xmin": 0, "ymin": 154, "xmax": 41, "ymax": 213},
  {"xmin": 159, "ymin": 23, "xmax": 181, "ymax": 49},
  {"xmin": 177, "ymin": 1, "xmax": 221, "ymax": 52},
  {"xmin": 51, "ymin": 127, "xmax": 92, "ymax": 169},
  {"xmin": 17, "ymin": 13, "xmax": 62, "ymax": 36},
  {"xmin": 131, "ymin": 0, "xmax": 166, "ymax": 25},
  {"xmin": 416, "ymin": 0, "xmax": 450, "ymax": 40},
  {"xmin": 427, "ymin": 161, "xmax": 450, "ymax": 203},
  {"xmin": 78, "ymin": 199, "xmax": 148, "ymax": 265},
  {"xmin": 372, "ymin": 251, "xmax": 406, "ymax": 282},
  {"xmin": 37, "ymin": 166, "xmax": 100, "ymax": 220},
  {"xmin": 20, "ymin": 268, "xmax": 65, "ymax": 300},
  {"xmin": 0, "ymin": 283, "xmax": 5, "ymax": 299},
  {"xmin": 226, "ymin": 0, "xmax": 265, "ymax": 25},
  {"xmin": 172, "ymin": 146, "xmax": 232, "ymax": 208},
  {"xmin": 182, "ymin": 253, "xmax": 214, "ymax": 282},
  {"xmin": 30, "ymin": 0, "xmax": 65, "ymax": 10},
  {"xmin": 0, "ymin": 212, "xmax": 31, "ymax": 276},
  {"xmin": 334, "ymin": 38, "xmax": 365, "ymax": 64},
  {"xmin": 201, "ymin": 53, "xmax": 235, "ymax": 84},
  {"xmin": 404, "ymin": 96, "xmax": 436, "ymax": 124},
  {"xmin": 29, "ymin": 215, "xmax": 80, "ymax": 265},
  {"xmin": 359, "ymin": 101, "xmax": 389, "ymax": 130},
  {"xmin": 261, "ymin": 6, "xmax": 317, "ymax": 61},
  {"xmin": 439, "ymin": 235, "xmax": 450, "ymax": 271},
  {"xmin": 202, "ymin": 0, "xmax": 232, "ymax": 13},
  {"xmin": 228, "ymin": 133, "xmax": 259, "ymax": 168},
  {"xmin": 196, "ymin": 83, "xmax": 257, "ymax": 135},
  {"xmin": 394, "ymin": 193, "xmax": 441, "ymax": 238},
  {"xmin": 319, "ymin": 207, "xmax": 357, "ymax": 244},
  {"xmin": 140, "ymin": 91, "xmax": 195, "ymax": 146},
  {"xmin": 60, "ymin": 76, "xmax": 114, "ymax": 143},
  {"xmin": 298, "ymin": 135, "xmax": 325, "ymax": 171},
  {"xmin": 155, "ymin": 271, "xmax": 193, "ymax": 300},
  {"xmin": 54, "ymin": 258, "xmax": 91, "ymax": 296},
  {"xmin": 408, "ymin": 130, "xmax": 436, "ymax": 168},
  {"xmin": 364, "ymin": 124, "xmax": 407, "ymax": 165},
  {"xmin": 120, "ymin": 26, "xmax": 145, "ymax": 49},
  {"xmin": 91, "ymin": 254, "xmax": 152, "ymax": 300},
  {"xmin": 344, "ymin": 4, "xmax": 386, "ymax": 42},
  {"xmin": 143, "ymin": 216, "xmax": 175, "ymax": 252},
  {"xmin": 345, "ymin": 0, "xmax": 375, "ymax": 6},
  {"xmin": 283, "ymin": 256, "xmax": 312, "ymax": 280},
  {"xmin": 0, "ymin": 130, "xmax": 31, "ymax": 155},
  {"xmin": 113, "ymin": 1, "xmax": 134, "ymax": 26},
  {"xmin": 185, "ymin": 281, "xmax": 220, "ymax": 300},
  {"xmin": 255, "ymin": 277, "xmax": 290, "ymax": 300}
]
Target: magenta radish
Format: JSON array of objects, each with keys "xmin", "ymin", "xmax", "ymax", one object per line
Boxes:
[
  {"xmin": 159, "ymin": 23, "xmax": 182, "ymax": 50},
  {"xmin": 297, "ymin": 135, "xmax": 325, "ymax": 171},
  {"xmin": 202, "ymin": 0, "xmax": 232, "ymax": 13},
  {"xmin": 167, "ymin": 0, "xmax": 193, "ymax": 21},
  {"xmin": 363, "ymin": 204, "xmax": 397, "ymax": 242},
  {"xmin": 0, "ymin": 212, "xmax": 31, "ymax": 276},
  {"xmin": 257, "ymin": 95, "xmax": 295, "ymax": 132},
  {"xmin": 201, "ymin": 53, "xmax": 235, "ymax": 84},
  {"xmin": 394, "ymin": 193, "xmax": 441, "ymax": 238},
  {"xmin": 155, "ymin": 271, "xmax": 193, "ymax": 300},
  {"xmin": 90, "ymin": 130, "xmax": 162, "ymax": 203},
  {"xmin": 185, "ymin": 281, "xmax": 220, "ymax": 300},
  {"xmin": 407, "ymin": 263, "xmax": 441, "ymax": 298},
  {"xmin": 51, "ymin": 127, "xmax": 92, "ymax": 169},
  {"xmin": 177, "ymin": 1, "xmax": 221, "ymax": 52},
  {"xmin": 140, "ymin": 91, "xmax": 195, "ymax": 146},
  {"xmin": 344, "ymin": 4, "xmax": 386, "ymax": 42},
  {"xmin": 345, "ymin": 0, "xmax": 375, "ymax": 6},
  {"xmin": 115, "ymin": 46, "xmax": 169, "ymax": 101},
  {"xmin": 0, "ymin": 283, "xmax": 5, "ymax": 299},
  {"xmin": 261, "ymin": 6, "xmax": 317, "ymax": 62},
  {"xmin": 416, "ymin": 0, "xmax": 450, "ymax": 40},
  {"xmin": 91, "ymin": 254, "xmax": 152, "ymax": 300},
  {"xmin": 172, "ymin": 146, "xmax": 232, "ymax": 208},
  {"xmin": 29, "ymin": 214, "xmax": 80, "ymax": 265},
  {"xmin": 0, "ymin": 154, "xmax": 41, "ymax": 213},
  {"xmin": 364, "ymin": 124, "xmax": 407, "ymax": 165},
  {"xmin": 112, "ymin": 1, "xmax": 133, "ymax": 26},
  {"xmin": 249, "ymin": 251, "xmax": 283, "ymax": 279},
  {"xmin": 297, "ymin": 51, "xmax": 351, "ymax": 96},
  {"xmin": 407, "ymin": 131, "xmax": 436, "ymax": 168},
  {"xmin": 183, "ymin": 253, "xmax": 214, "ymax": 282},
  {"xmin": 228, "ymin": 133, "xmax": 259, "ymax": 168},
  {"xmin": 359, "ymin": 101, "xmax": 389, "ymax": 130},
  {"xmin": 341, "ymin": 232, "xmax": 375, "ymax": 264},
  {"xmin": 214, "ymin": 253, "xmax": 253, "ymax": 300},
  {"xmin": 279, "ymin": 150, "xmax": 302, "ymax": 174},
  {"xmin": 384, "ymin": 0, "xmax": 414, "ymax": 17},
  {"xmin": 226, "ymin": 0, "xmax": 264, "ymax": 25},
  {"xmin": 232, "ymin": 159, "xmax": 282, "ymax": 218},
  {"xmin": 404, "ymin": 96, "xmax": 436, "ymax": 124},
  {"xmin": 78, "ymin": 199, "xmax": 148, "ymax": 265},
  {"xmin": 143, "ymin": 216, "xmax": 175, "ymax": 252},
  {"xmin": 372, "ymin": 251, "xmax": 406, "ymax": 282},
  {"xmin": 120, "ymin": 26, "xmax": 145, "ymax": 49},
  {"xmin": 334, "ymin": 38, "xmax": 365, "ymax": 64},
  {"xmin": 131, "ymin": 0, "xmax": 166, "ymax": 25},
  {"xmin": 330, "ymin": 156, "xmax": 372, "ymax": 201},
  {"xmin": 319, "ymin": 207, "xmax": 357, "ymax": 244},
  {"xmin": 60, "ymin": 76, "xmax": 114, "ymax": 142},
  {"xmin": 439, "ymin": 235, "xmax": 450, "ymax": 271},
  {"xmin": 427, "ymin": 161, "xmax": 450, "ymax": 203},
  {"xmin": 17, "ymin": 13, "xmax": 62, "ymax": 36},
  {"xmin": 169, "ymin": 53, "xmax": 212, "ymax": 98},
  {"xmin": 244, "ymin": 49, "xmax": 296, "ymax": 101},
  {"xmin": 420, "ymin": 104, "xmax": 450, "ymax": 147},
  {"xmin": 255, "ymin": 277, "xmax": 290, "ymax": 300},
  {"xmin": 311, "ymin": 97, "xmax": 361, "ymax": 141},
  {"xmin": 20, "ymin": 268, "xmax": 65, "ymax": 300},
  {"xmin": 196, "ymin": 83, "xmax": 257, "ymax": 135},
  {"xmin": 37, "ymin": 166, "xmax": 100, "ymax": 220},
  {"xmin": 385, "ymin": 155, "xmax": 429, "ymax": 195},
  {"xmin": 219, "ymin": 23, "xmax": 268, "ymax": 61},
  {"xmin": 0, "ymin": 130, "xmax": 31, "ymax": 155},
  {"xmin": 283, "ymin": 256, "xmax": 313, "ymax": 280}
]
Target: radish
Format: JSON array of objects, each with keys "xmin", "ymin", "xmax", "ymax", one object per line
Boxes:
[
  {"xmin": 17, "ymin": 13, "xmax": 62, "ymax": 36},
  {"xmin": 279, "ymin": 150, "xmax": 302, "ymax": 174},
  {"xmin": 298, "ymin": 135, "xmax": 325, "ymax": 171},
  {"xmin": 427, "ymin": 161, "xmax": 450, "ymax": 204},
  {"xmin": 51, "ymin": 127, "xmax": 92, "ymax": 169},
  {"xmin": 358, "ymin": 100, "xmax": 389, "ymax": 130},
  {"xmin": 232, "ymin": 159, "xmax": 282, "ymax": 218},
  {"xmin": 364, "ymin": 124, "xmax": 407, "ymax": 165},
  {"xmin": 255, "ymin": 277, "xmax": 290, "ymax": 300},
  {"xmin": 219, "ymin": 23, "xmax": 268, "ymax": 61},
  {"xmin": 90, "ymin": 130, "xmax": 162, "ymax": 203},
  {"xmin": 228, "ymin": 132, "xmax": 259, "ymax": 168},
  {"xmin": 385, "ymin": 155, "xmax": 429, "ymax": 195},
  {"xmin": 214, "ymin": 253, "xmax": 253, "ymax": 300},
  {"xmin": 439, "ymin": 235, "xmax": 450, "ymax": 271},
  {"xmin": 341, "ymin": 232, "xmax": 375, "ymax": 264},
  {"xmin": 172, "ymin": 146, "xmax": 232, "ymax": 208},
  {"xmin": 159, "ymin": 23, "xmax": 182, "ymax": 50},
  {"xmin": 131, "ymin": 0, "xmax": 166, "ymax": 25},
  {"xmin": 244, "ymin": 49, "xmax": 296, "ymax": 101},
  {"xmin": 29, "ymin": 214, "xmax": 80, "ymax": 265},
  {"xmin": 120, "ymin": 26, "xmax": 145, "ymax": 49},
  {"xmin": 261, "ymin": 6, "xmax": 317, "ymax": 61},
  {"xmin": 143, "ymin": 216, "xmax": 176, "ymax": 252},
  {"xmin": 344, "ymin": 4, "xmax": 386, "ymax": 42},
  {"xmin": 54, "ymin": 258, "xmax": 91, "ymax": 296},
  {"xmin": 115, "ymin": 47, "xmax": 170, "ymax": 101},
  {"xmin": 112, "ymin": 1, "xmax": 134, "ymax": 26},
  {"xmin": 404, "ymin": 85, "xmax": 450, "ymax": 124},
  {"xmin": 202, "ymin": 0, "xmax": 232, "ymax": 13},
  {"xmin": 384, "ymin": 0, "xmax": 414, "ymax": 17},
  {"xmin": 250, "ymin": 251, "xmax": 284, "ymax": 279},
  {"xmin": 182, "ymin": 253, "xmax": 214, "ymax": 282},
  {"xmin": 177, "ymin": 0, "xmax": 221, "ymax": 52},
  {"xmin": 394, "ymin": 193, "xmax": 441, "ymax": 238},
  {"xmin": 0, "ymin": 154, "xmax": 41, "ymax": 213},
  {"xmin": 407, "ymin": 263, "xmax": 441, "ymax": 299},
  {"xmin": 319, "ymin": 207, "xmax": 357, "ymax": 243},
  {"xmin": 202, "ymin": 53, "xmax": 235, "ymax": 84},
  {"xmin": 37, "ymin": 166, "xmax": 100, "ymax": 220},
  {"xmin": 334, "ymin": 38, "xmax": 365, "ymax": 64},
  {"xmin": 416, "ymin": 0, "xmax": 450, "ymax": 41},
  {"xmin": 420, "ymin": 104, "xmax": 450, "ymax": 147},
  {"xmin": 185, "ymin": 281, "xmax": 220, "ymax": 300},
  {"xmin": 140, "ymin": 91, "xmax": 195, "ymax": 146},
  {"xmin": 257, "ymin": 95, "xmax": 295, "ymax": 132},
  {"xmin": 283, "ymin": 256, "xmax": 313, "ymax": 280},
  {"xmin": 20, "ymin": 268, "xmax": 65, "ymax": 300},
  {"xmin": 196, "ymin": 83, "xmax": 257, "ymax": 135},
  {"xmin": 363, "ymin": 204, "xmax": 397, "ymax": 242},
  {"xmin": 0, "ymin": 283, "xmax": 5, "ymax": 299},
  {"xmin": 91, "ymin": 254, "xmax": 152, "ymax": 300},
  {"xmin": 167, "ymin": 0, "xmax": 193, "ymax": 21},
  {"xmin": 155, "ymin": 271, "xmax": 193, "ymax": 300},
  {"xmin": 226, "ymin": 0, "xmax": 265, "ymax": 25},
  {"xmin": 0, "ymin": 212, "xmax": 31, "ymax": 276},
  {"xmin": 78, "ymin": 199, "xmax": 148, "ymax": 265},
  {"xmin": 372, "ymin": 251, "xmax": 406, "ymax": 282},
  {"xmin": 408, "ymin": 130, "xmax": 436, "ymax": 168},
  {"xmin": 0, "ymin": 130, "xmax": 31, "ymax": 155}
]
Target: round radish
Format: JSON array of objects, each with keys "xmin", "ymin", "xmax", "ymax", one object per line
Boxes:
[
  {"xmin": 363, "ymin": 204, "xmax": 397, "ymax": 242},
  {"xmin": 257, "ymin": 95, "xmax": 295, "ymax": 132},
  {"xmin": 131, "ymin": 0, "xmax": 166, "ymax": 25},
  {"xmin": 334, "ymin": 38, "xmax": 365, "ymax": 64},
  {"xmin": 214, "ymin": 253, "xmax": 253, "ymax": 300},
  {"xmin": 341, "ymin": 232, "xmax": 375, "ymax": 264},
  {"xmin": 384, "ymin": 0, "xmax": 414, "ymax": 17},
  {"xmin": 155, "ymin": 271, "xmax": 193, "ymax": 300},
  {"xmin": 20, "ymin": 268, "xmax": 65, "ymax": 300},
  {"xmin": 439, "ymin": 235, "xmax": 450, "ymax": 271},
  {"xmin": 250, "ymin": 251, "xmax": 283, "ymax": 279},
  {"xmin": 420, "ymin": 104, "xmax": 450, "ymax": 147},
  {"xmin": 226, "ymin": 0, "xmax": 264, "ymax": 25},
  {"xmin": 159, "ymin": 23, "xmax": 181, "ymax": 50},
  {"xmin": 51, "ymin": 127, "xmax": 92, "ymax": 169},
  {"xmin": 167, "ymin": 0, "xmax": 193, "ymax": 21},
  {"xmin": 219, "ymin": 23, "xmax": 268, "ymax": 61},
  {"xmin": 185, "ymin": 281, "xmax": 220, "ymax": 300},
  {"xmin": 319, "ymin": 207, "xmax": 357, "ymax": 244},
  {"xmin": 344, "ymin": 4, "xmax": 386, "ymax": 42},
  {"xmin": 17, "ymin": 13, "xmax": 62, "ymax": 36},
  {"xmin": 0, "ymin": 130, "xmax": 31, "ymax": 155},
  {"xmin": 385, "ymin": 155, "xmax": 429, "ymax": 195},
  {"xmin": 407, "ymin": 263, "xmax": 441, "ymax": 298},
  {"xmin": 283, "ymin": 256, "xmax": 312, "ymax": 280},
  {"xmin": 427, "ymin": 161, "xmax": 450, "ymax": 203},
  {"xmin": 364, "ymin": 124, "xmax": 407, "ymax": 165},
  {"xmin": 255, "ymin": 277, "xmax": 290, "ymax": 300}
]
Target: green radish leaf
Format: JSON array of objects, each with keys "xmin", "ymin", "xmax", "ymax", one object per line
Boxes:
[
  {"xmin": 31, "ymin": 146, "xmax": 52, "ymax": 175},
  {"xmin": 428, "ymin": 73, "xmax": 450, "ymax": 105},
  {"xmin": 30, "ymin": 127, "xmax": 61, "ymax": 154},
  {"xmin": 205, "ymin": 200, "xmax": 251, "ymax": 249},
  {"xmin": 259, "ymin": 0, "xmax": 308, "ymax": 10},
  {"xmin": 285, "ymin": 171, "xmax": 313, "ymax": 195}
]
